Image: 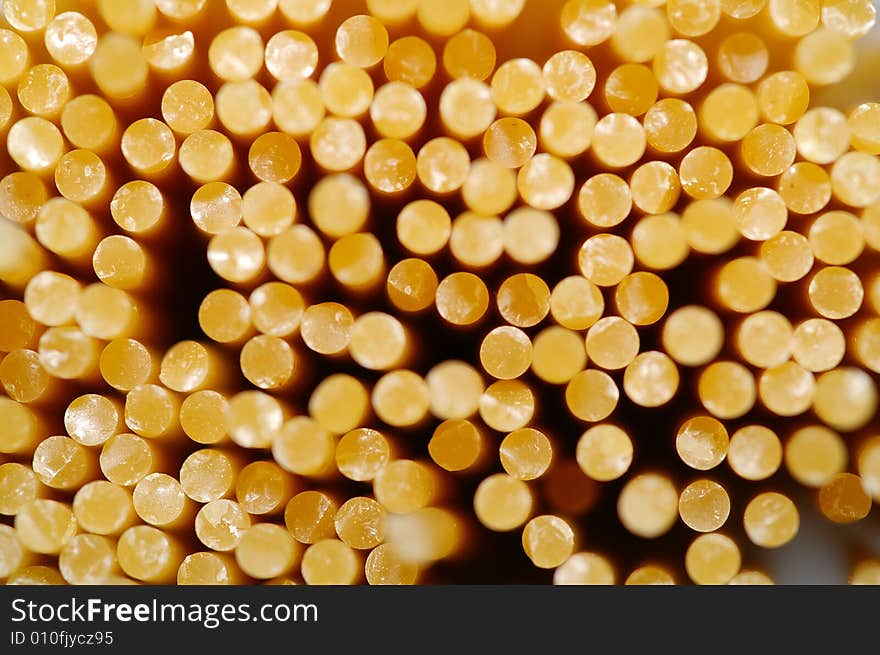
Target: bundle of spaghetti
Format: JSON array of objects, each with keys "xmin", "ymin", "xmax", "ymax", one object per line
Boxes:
[{"xmin": 1, "ymin": 0, "xmax": 880, "ymax": 586}]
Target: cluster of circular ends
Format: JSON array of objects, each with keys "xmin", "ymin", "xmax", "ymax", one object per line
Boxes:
[{"xmin": 1, "ymin": 0, "xmax": 880, "ymax": 587}]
